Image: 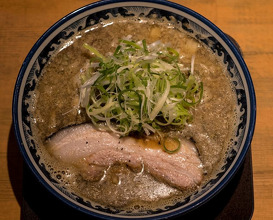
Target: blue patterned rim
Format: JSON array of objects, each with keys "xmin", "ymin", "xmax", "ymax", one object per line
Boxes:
[{"xmin": 12, "ymin": 0, "xmax": 256, "ymax": 219}]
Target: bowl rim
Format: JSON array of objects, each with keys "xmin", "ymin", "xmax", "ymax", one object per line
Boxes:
[{"xmin": 12, "ymin": 0, "xmax": 256, "ymax": 219}]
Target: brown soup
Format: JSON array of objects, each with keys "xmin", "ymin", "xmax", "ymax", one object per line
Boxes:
[{"xmin": 30, "ymin": 16, "xmax": 238, "ymax": 211}]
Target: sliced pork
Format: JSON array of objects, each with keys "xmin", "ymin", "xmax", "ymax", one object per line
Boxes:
[{"xmin": 47, "ymin": 124, "xmax": 203, "ymax": 190}]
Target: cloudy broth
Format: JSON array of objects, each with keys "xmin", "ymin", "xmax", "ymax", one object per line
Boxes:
[{"xmin": 30, "ymin": 17, "xmax": 238, "ymax": 210}]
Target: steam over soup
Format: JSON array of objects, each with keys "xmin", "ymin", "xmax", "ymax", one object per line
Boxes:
[{"xmin": 30, "ymin": 17, "xmax": 238, "ymax": 210}]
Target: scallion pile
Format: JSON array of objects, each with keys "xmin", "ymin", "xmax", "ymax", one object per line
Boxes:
[{"xmin": 80, "ymin": 38, "xmax": 203, "ymax": 136}]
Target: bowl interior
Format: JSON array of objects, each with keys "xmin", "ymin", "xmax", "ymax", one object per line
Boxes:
[{"xmin": 13, "ymin": 1, "xmax": 255, "ymax": 219}]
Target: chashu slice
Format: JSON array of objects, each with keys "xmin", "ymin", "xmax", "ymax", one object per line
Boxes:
[{"xmin": 47, "ymin": 123, "xmax": 203, "ymax": 190}]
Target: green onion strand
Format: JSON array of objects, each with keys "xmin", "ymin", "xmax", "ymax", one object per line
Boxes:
[{"xmin": 163, "ymin": 137, "xmax": 181, "ymax": 154}]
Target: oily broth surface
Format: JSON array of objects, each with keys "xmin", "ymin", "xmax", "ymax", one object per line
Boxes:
[{"xmin": 31, "ymin": 18, "xmax": 237, "ymax": 209}]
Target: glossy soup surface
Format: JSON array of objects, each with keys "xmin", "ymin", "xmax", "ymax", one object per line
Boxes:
[{"xmin": 30, "ymin": 17, "xmax": 238, "ymax": 210}]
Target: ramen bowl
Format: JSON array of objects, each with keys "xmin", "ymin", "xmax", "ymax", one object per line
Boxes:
[{"xmin": 12, "ymin": 0, "xmax": 256, "ymax": 219}]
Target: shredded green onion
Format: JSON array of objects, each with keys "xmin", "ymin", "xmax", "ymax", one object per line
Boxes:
[{"xmin": 80, "ymin": 38, "xmax": 203, "ymax": 136}]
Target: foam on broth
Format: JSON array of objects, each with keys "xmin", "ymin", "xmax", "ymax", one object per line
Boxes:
[{"xmin": 30, "ymin": 17, "xmax": 238, "ymax": 211}]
